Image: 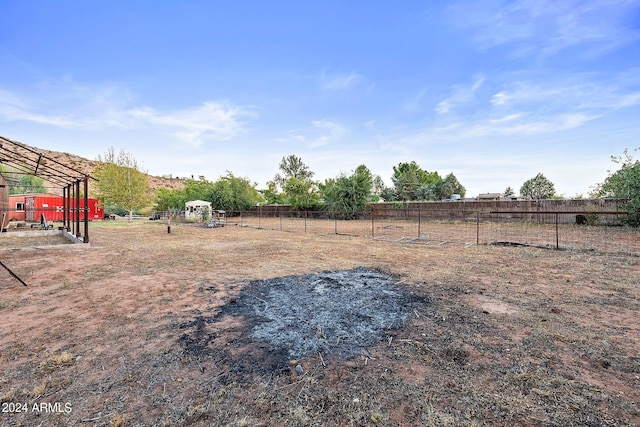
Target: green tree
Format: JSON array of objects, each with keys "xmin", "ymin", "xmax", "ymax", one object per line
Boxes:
[
  {"xmin": 416, "ymin": 184, "xmax": 437, "ymax": 201},
  {"xmin": 370, "ymin": 175, "xmax": 385, "ymax": 203},
  {"xmin": 182, "ymin": 176, "xmax": 215, "ymax": 203},
  {"xmin": 272, "ymin": 155, "xmax": 319, "ymax": 209},
  {"xmin": 93, "ymin": 147, "xmax": 152, "ymax": 220},
  {"xmin": 15, "ymin": 174, "xmax": 46, "ymax": 194},
  {"xmin": 210, "ymin": 172, "xmax": 263, "ymax": 211},
  {"xmin": 503, "ymin": 186, "xmax": 515, "ymax": 198},
  {"xmin": 153, "ymin": 187, "xmax": 185, "ymax": 218},
  {"xmin": 283, "ymin": 176, "xmax": 320, "ymax": 210},
  {"xmin": 379, "ymin": 186, "xmax": 397, "ymax": 202},
  {"xmin": 593, "ymin": 148, "xmax": 640, "ymax": 226},
  {"xmin": 520, "ymin": 173, "xmax": 556, "ymax": 199},
  {"xmin": 0, "ymin": 166, "xmax": 46, "ymax": 194},
  {"xmin": 261, "ymin": 180, "xmax": 287, "ymax": 205},
  {"xmin": 320, "ymin": 165, "xmax": 373, "ymax": 219},
  {"xmin": 391, "ymin": 161, "xmax": 440, "ymax": 201},
  {"xmin": 435, "ymin": 173, "xmax": 466, "ymax": 200},
  {"xmin": 273, "ymin": 154, "xmax": 314, "ymax": 189}
]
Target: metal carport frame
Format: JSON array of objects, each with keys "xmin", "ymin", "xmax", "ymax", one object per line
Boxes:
[{"xmin": 0, "ymin": 135, "xmax": 96, "ymax": 243}]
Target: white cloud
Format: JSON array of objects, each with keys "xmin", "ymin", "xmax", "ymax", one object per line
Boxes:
[
  {"xmin": 0, "ymin": 104, "xmax": 78, "ymax": 128},
  {"xmin": 490, "ymin": 72, "xmax": 640, "ymax": 112},
  {"xmin": 402, "ymin": 88, "xmax": 429, "ymax": 113},
  {"xmin": 130, "ymin": 101, "xmax": 254, "ymax": 146},
  {"xmin": 0, "ymin": 81, "xmax": 255, "ymax": 146},
  {"xmin": 287, "ymin": 118, "xmax": 347, "ymax": 148},
  {"xmin": 446, "ymin": 0, "xmax": 640, "ymax": 58},
  {"xmin": 320, "ymin": 69, "xmax": 362, "ymax": 91},
  {"xmin": 435, "ymin": 75, "xmax": 485, "ymax": 114}
]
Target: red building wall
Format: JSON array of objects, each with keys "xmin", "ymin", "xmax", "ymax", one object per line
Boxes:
[{"xmin": 8, "ymin": 194, "xmax": 103, "ymax": 222}]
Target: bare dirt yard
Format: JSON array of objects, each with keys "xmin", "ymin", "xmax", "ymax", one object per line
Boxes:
[{"xmin": 1, "ymin": 220, "xmax": 639, "ymax": 426}]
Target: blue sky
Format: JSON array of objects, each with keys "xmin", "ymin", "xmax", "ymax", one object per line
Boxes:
[{"xmin": 1, "ymin": 1, "xmax": 639, "ymax": 198}]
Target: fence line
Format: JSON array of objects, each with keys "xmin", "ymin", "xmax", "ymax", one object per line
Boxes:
[{"xmin": 226, "ymin": 210, "xmax": 639, "ymax": 256}]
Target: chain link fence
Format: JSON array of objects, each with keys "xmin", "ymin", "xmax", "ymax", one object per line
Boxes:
[{"xmin": 226, "ymin": 209, "xmax": 639, "ymax": 256}]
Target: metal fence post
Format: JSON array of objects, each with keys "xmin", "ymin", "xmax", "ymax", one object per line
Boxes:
[
  {"xmin": 304, "ymin": 211, "xmax": 307, "ymax": 234},
  {"xmin": 418, "ymin": 209, "xmax": 421, "ymax": 238},
  {"xmin": 556, "ymin": 212, "xmax": 560, "ymax": 249},
  {"xmin": 371, "ymin": 210, "xmax": 375, "ymax": 238},
  {"xmin": 476, "ymin": 212, "xmax": 480, "ymax": 245},
  {"xmin": 280, "ymin": 213, "xmax": 282, "ymax": 231}
]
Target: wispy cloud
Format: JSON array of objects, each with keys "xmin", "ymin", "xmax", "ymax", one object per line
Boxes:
[
  {"xmin": 130, "ymin": 102, "xmax": 254, "ymax": 146},
  {"xmin": 435, "ymin": 75, "xmax": 485, "ymax": 114},
  {"xmin": 446, "ymin": 0, "xmax": 640, "ymax": 58},
  {"xmin": 319, "ymin": 69, "xmax": 363, "ymax": 91},
  {"xmin": 402, "ymin": 88, "xmax": 429, "ymax": 113},
  {"xmin": 0, "ymin": 80, "xmax": 255, "ymax": 146},
  {"xmin": 287, "ymin": 118, "xmax": 347, "ymax": 148},
  {"xmin": 395, "ymin": 112, "xmax": 599, "ymax": 146},
  {"xmin": 490, "ymin": 72, "xmax": 640, "ymax": 111},
  {"xmin": 421, "ymin": 67, "xmax": 639, "ymax": 144}
]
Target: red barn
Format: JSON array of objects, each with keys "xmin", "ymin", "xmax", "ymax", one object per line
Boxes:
[{"xmin": 8, "ymin": 194, "xmax": 104, "ymax": 222}]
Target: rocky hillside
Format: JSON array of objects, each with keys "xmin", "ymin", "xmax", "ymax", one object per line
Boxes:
[{"xmin": 19, "ymin": 143, "xmax": 185, "ymax": 193}]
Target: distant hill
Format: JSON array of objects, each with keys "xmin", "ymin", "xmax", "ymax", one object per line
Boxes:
[
  {"xmin": 9, "ymin": 142, "xmax": 185, "ymax": 194},
  {"xmin": 41, "ymin": 147, "xmax": 186, "ymax": 193}
]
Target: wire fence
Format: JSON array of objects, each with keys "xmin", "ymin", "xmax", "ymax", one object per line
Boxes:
[{"xmin": 226, "ymin": 210, "xmax": 640, "ymax": 256}]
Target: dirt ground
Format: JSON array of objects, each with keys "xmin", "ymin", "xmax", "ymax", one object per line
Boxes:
[{"xmin": 0, "ymin": 220, "xmax": 639, "ymax": 426}]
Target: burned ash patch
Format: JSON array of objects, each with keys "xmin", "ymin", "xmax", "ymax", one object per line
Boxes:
[
  {"xmin": 220, "ymin": 267, "xmax": 426, "ymax": 360},
  {"xmin": 176, "ymin": 267, "xmax": 427, "ymax": 377}
]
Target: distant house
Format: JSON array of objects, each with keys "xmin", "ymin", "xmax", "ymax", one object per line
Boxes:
[
  {"xmin": 477, "ymin": 193, "xmax": 502, "ymax": 201},
  {"xmin": 185, "ymin": 200, "xmax": 212, "ymax": 221}
]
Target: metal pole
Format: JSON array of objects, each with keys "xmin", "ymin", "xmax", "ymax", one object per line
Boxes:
[
  {"xmin": 476, "ymin": 212, "xmax": 480, "ymax": 245},
  {"xmin": 75, "ymin": 180, "xmax": 81, "ymax": 237},
  {"xmin": 556, "ymin": 212, "xmax": 560, "ymax": 249},
  {"xmin": 418, "ymin": 209, "xmax": 421, "ymax": 238},
  {"xmin": 304, "ymin": 210, "xmax": 307, "ymax": 233},
  {"xmin": 371, "ymin": 210, "xmax": 375, "ymax": 238},
  {"xmin": 0, "ymin": 260, "xmax": 27, "ymax": 286},
  {"xmin": 83, "ymin": 177, "xmax": 89, "ymax": 243},
  {"xmin": 279, "ymin": 213, "xmax": 282, "ymax": 231},
  {"xmin": 69, "ymin": 183, "xmax": 74, "ymax": 235},
  {"xmin": 334, "ymin": 213, "xmax": 337, "ymax": 234},
  {"xmin": 62, "ymin": 186, "xmax": 67, "ymax": 229},
  {"xmin": 65, "ymin": 184, "xmax": 70, "ymax": 231}
]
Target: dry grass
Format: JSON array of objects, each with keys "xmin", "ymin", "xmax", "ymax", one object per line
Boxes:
[
  {"xmin": 0, "ymin": 220, "xmax": 638, "ymax": 426},
  {"xmin": 30, "ymin": 381, "xmax": 46, "ymax": 399},
  {"xmin": 45, "ymin": 351, "xmax": 75, "ymax": 367}
]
